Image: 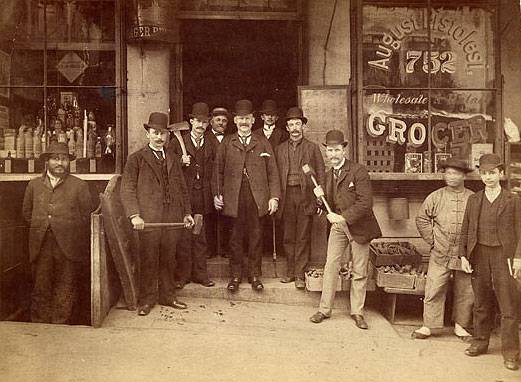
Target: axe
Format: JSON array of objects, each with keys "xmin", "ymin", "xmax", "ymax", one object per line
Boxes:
[
  {"xmin": 302, "ymin": 164, "xmax": 353, "ymax": 242},
  {"xmin": 168, "ymin": 121, "xmax": 190, "ymax": 157},
  {"xmin": 140, "ymin": 214, "xmax": 203, "ymax": 235}
]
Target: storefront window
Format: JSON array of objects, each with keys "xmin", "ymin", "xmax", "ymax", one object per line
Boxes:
[
  {"xmin": 0, "ymin": 0, "xmax": 122, "ymax": 176},
  {"xmin": 359, "ymin": 1, "xmax": 498, "ymax": 174}
]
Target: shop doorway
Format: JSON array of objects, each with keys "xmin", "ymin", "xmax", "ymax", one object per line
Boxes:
[{"xmin": 177, "ymin": 19, "xmax": 302, "ymax": 122}]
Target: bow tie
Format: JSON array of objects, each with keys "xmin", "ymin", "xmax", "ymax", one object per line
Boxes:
[{"xmin": 214, "ymin": 132, "xmax": 224, "ymax": 136}]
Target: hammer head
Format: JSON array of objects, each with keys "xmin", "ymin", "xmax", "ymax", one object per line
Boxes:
[
  {"xmin": 168, "ymin": 121, "xmax": 190, "ymax": 132},
  {"xmin": 302, "ymin": 163, "xmax": 316, "ymax": 177},
  {"xmin": 192, "ymin": 214, "xmax": 203, "ymax": 235}
]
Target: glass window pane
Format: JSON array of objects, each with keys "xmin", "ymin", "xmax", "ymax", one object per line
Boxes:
[{"xmin": 430, "ymin": 6, "xmax": 496, "ymax": 89}]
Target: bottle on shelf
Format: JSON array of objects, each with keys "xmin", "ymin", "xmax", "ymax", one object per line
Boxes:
[
  {"xmin": 67, "ymin": 130, "xmax": 76, "ymax": 156},
  {"xmin": 75, "ymin": 128, "xmax": 84, "ymax": 159},
  {"xmin": 33, "ymin": 117, "xmax": 43, "ymax": 159},
  {"xmin": 104, "ymin": 124, "xmax": 115, "ymax": 155},
  {"xmin": 16, "ymin": 126, "xmax": 25, "ymax": 159},
  {"xmin": 95, "ymin": 137, "xmax": 102, "ymax": 158}
]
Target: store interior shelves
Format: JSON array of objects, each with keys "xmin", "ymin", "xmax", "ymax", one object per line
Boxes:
[
  {"xmin": 507, "ymin": 142, "xmax": 521, "ymax": 194},
  {"xmin": 369, "ymin": 172, "xmax": 483, "ymax": 181},
  {"xmin": 13, "ymin": 41, "xmax": 115, "ymax": 52}
]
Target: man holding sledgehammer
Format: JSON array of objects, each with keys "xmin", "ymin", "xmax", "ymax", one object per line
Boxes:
[
  {"xmin": 308, "ymin": 130, "xmax": 381, "ymax": 330},
  {"xmin": 120, "ymin": 112, "xmax": 194, "ymax": 316}
]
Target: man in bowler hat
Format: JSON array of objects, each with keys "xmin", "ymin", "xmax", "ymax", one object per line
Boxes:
[
  {"xmin": 120, "ymin": 112, "xmax": 194, "ymax": 316},
  {"xmin": 309, "ymin": 130, "xmax": 381, "ymax": 329},
  {"xmin": 172, "ymin": 102, "xmax": 215, "ymax": 288},
  {"xmin": 213, "ymin": 99, "xmax": 281, "ymax": 292},
  {"xmin": 23, "ymin": 141, "xmax": 94, "ymax": 324},
  {"xmin": 459, "ymin": 153, "xmax": 521, "ymax": 371},
  {"xmin": 412, "ymin": 157, "xmax": 474, "ymax": 340},
  {"xmin": 276, "ymin": 107, "xmax": 325, "ymax": 289}
]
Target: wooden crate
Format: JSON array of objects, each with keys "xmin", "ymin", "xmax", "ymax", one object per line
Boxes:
[
  {"xmin": 305, "ymin": 269, "xmax": 344, "ymax": 292},
  {"xmin": 376, "ymin": 269, "xmax": 416, "ymax": 289},
  {"xmin": 369, "ymin": 241, "xmax": 422, "ymax": 266}
]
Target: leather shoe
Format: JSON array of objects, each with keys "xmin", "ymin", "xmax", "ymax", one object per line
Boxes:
[
  {"xmin": 227, "ymin": 277, "xmax": 240, "ymax": 292},
  {"xmin": 137, "ymin": 304, "xmax": 152, "ymax": 316},
  {"xmin": 175, "ymin": 280, "xmax": 188, "ymax": 289},
  {"xmin": 160, "ymin": 299, "xmax": 187, "ymax": 310},
  {"xmin": 295, "ymin": 278, "xmax": 306, "ymax": 289},
  {"xmin": 250, "ymin": 277, "xmax": 264, "ymax": 291},
  {"xmin": 411, "ymin": 330, "xmax": 430, "ymax": 340},
  {"xmin": 310, "ymin": 311, "xmax": 330, "ymax": 323},
  {"xmin": 194, "ymin": 279, "xmax": 215, "ymax": 287},
  {"xmin": 351, "ymin": 314, "xmax": 368, "ymax": 330},
  {"xmin": 464, "ymin": 344, "xmax": 488, "ymax": 357},
  {"xmin": 504, "ymin": 358, "xmax": 519, "ymax": 371},
  {"xmin": 280, "ymin": 276, "xmax": 295, "ymax": 283}
]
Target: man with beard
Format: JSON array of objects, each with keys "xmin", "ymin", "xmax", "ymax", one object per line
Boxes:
[
  {"xmin": 205, "ymin": 107, "xmax": 232, "ymax": 259},
  {"xmin": 459, "ymin": 154, "xmax": 521, "ymax": 371},
  {"xmin": 23, "ymin": 141, "xmax": 94, "ymax": 324},
  {"xmin": 412, "ymin": 157, "xmax": 474, "ymax": 341},
  {"xmin": 120, "ymin": 112, "xmax": 194, "ymax": 316},
  {"xmin": 173, "ymin": 102, "xmax": 215, "ymax": 288},
  {"xmin": 309, "ymin": 130, "xmax": 381, "ymax": 329},
  {"xmin": 276, "ymin": 107, "xmax": 325, "ymax": 289},
  {"xmin": 213, "ymin": 99, "xmax": 281, "ymax": 292}
]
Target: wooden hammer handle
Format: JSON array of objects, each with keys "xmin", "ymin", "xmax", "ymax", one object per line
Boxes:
[{"xmin": 143, "ymin": 222, "xmax": 186, "ymax": 228}]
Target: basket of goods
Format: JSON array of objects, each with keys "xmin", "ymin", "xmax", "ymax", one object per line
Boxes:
[
  {"xmin": 369, "ymin": 241, "xmax": 422, "ymax": 266},
  {"xmin": 305, "ymin": 265, "xmax": 351, "ymax": 292},
  {"xmin": 376, "ymin": 264, "xmax": 419, "ymax": 289}
]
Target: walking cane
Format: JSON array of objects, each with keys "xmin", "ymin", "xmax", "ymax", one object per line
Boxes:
[{"xmin": 272, "ymin": 216, "xmax": 278, "ymax": 278}]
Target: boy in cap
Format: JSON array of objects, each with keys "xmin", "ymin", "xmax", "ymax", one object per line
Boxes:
[
  {"xmin": 276, "ymin": 107, "xmax": 325, "ymax": 289},
  {"xmin": 309, "ymin": 130, "xmax": 381, "ymax": 329},
  {"xmin": 412, "ymin": 157, "xmax": 474, "ymax": 340},
  {"xmin": 23, "ymin": 141, "xmax": 94, "ymax": 324},
  {"xmin": 172, "ymin": 103, "xmax": 215, "ymax": 288},
  {"xmin": 459, "ymin": 153, "xmax": 521, "ymax": 371},
  {"xmin": 120, "ymin": 112, "xmax": 194, "ymax": 316},
  {"xmin": 213, "ymin": 99, "xmax": 281, "ymax": 292}
]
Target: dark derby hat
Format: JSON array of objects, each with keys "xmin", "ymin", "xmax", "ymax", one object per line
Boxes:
[
  {"xmin": 143, "ymin": 112, "xmax": 169, "ymax": 132},
  {"xmin": 233, "ymin": 99, "xmax": 254, "ymax": 116},
  {"xmin": 189, "ymin": 102, "xmax": 210, "ymax": 121},
  {"xmin": 439, "ymin": 157, "xmax": 473, "ymax": 173},
  {"xmin": 41, "ymin": 141, "xmax": 75, "ymax": 161},
  {"xmin": 285, "ymin": 106, "xmax": 308, "ymax": 124},
  {"xmin": 259, "ymin": 99, "xmax": 279, "ymax": 115},
  {"xmin": 211, "ymin": 107, "xmax": 229, "ymax": 119},
  {"xmin": 477, "ymin": 153, "xmax": 503, "ymax": 171},
  {"xmin": 323, "ymin": 129, "xmax": 347, "ymax": 147}
]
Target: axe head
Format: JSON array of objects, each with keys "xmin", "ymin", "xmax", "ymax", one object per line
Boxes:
[
  {"xmin": 302, "ymin": 163, "xmax": 316, "ymax": 177},
  {"xmin": 168, "ymin": 121, "xmax": 190, "ymax": 132},
  {"xmin": 192, "ymin": 214, "xmax": 203, "ymax": 235}
]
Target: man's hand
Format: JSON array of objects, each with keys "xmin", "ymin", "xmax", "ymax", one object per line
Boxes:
[
  {"xmin": 214, "ymin": 195, "xmax": 224, "ymax": 210},
  {"xmin": 461, "ymin": 256, "xmax": 473, "ymax": 274},
  {"xmin": 181, "ymin": 154, "xmax": 191, "ymax": 166},
  {"xmin": 326, "ymin": 212, "xmax": 345, "ymax": 225},
  {"xmin": 313, "ymin": 185, "xmax": 325, "ymax": 199},
  {"xmin": 268, "ymin": 198, "xmax": 279, "ymax": 215},
  {"xmin": 183, "ymin": 215, "xmax": 195, "ymax": 228},
  {"xmin": 512, "ymin": 259, "xmax": 521, "ymax": 279},
  {"xmin": 131, "ymin": 215, "xmax": 145, "ymax": 230}
]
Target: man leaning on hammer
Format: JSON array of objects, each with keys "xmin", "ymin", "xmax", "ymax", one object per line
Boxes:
[{"xmin": 309, "ymin": 130, "xmax": 381, "ymax": 330}]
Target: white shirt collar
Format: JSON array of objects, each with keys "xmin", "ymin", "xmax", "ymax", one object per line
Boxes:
[
  {"xmin": 191, "ymin": 132, "xmax": 204, "ymax": 146},
  {"xmin": 46, "ymin": 170, "xmax": 61, "ymax": 188},
  {"xmin": 148, "ymin": 144, "xmax": 165, "ymax": 159},
  {"xmin": 263, "ymin": 124, "xmax": 275, "ymax": 132},
  {"xmin": 333, "ymin": 157, "xmax": 346, "ymax": 171}
]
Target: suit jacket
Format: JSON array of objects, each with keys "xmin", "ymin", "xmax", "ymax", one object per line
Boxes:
[
  {"xmin": 253, "ymin": 127, "xmax": 289, "ymax": 149},
  {"xmin": 120, "ymin": 146, "xmax": 192, "ymax": 223},
  {"xmin": 459, "ymin": 189, "xmax": 521, "ymax": 260},
  {"xmin": 23, "ymin": 173, "xmax": 93, "ymax": 263},
  {"xmin": 205, "ymin": 130, "xmax": 227, "ymax": 149},
  {"xmin": 171, "ymin": 133, "xmax": 215, "ymax": 215},
  {"xmin": 325, "ymin": 159, "xmax": 382, "ymax": 244},
  {"xmin": 213, "ymin": 133, "xmax": 281, "ymax": 218},
  {"xmin": 275, "ymin": 138, "xmax": 325, "ymax": 217}
]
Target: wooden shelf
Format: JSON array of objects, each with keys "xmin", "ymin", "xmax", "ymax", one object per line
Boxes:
[
  {"xmin": 0, "ymin": 173, "xmax": 116, "ymax": 182},
  {"xmin": 13, "ymin": 41, "xmax": 116, "ymax": 51},
  {"xmin": 369, "ymin": 172, "xmax": 482, "ymax": 181}
]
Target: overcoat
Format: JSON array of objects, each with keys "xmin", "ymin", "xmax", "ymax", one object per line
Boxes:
[{"xmin": 253, "ymin": 127, "xmax": 288, "ymax": 149}]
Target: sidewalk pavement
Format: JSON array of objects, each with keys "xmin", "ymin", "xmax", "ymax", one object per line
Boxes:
[{"xmin": 1, "ymin": 298, "xmax": 518, "ymax": 382}]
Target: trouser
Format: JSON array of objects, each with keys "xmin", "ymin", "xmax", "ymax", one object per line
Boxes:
[
  {"xmin": 31, "ymin": 230, "xmax": 78, "ymax": 324},
  {"xmin": 229, "ymin": 177, "xmax": 263, "ymax": 279},
  {"xmin": 470, "ymin": 244, "xmax": 520, "ymax": 360},
  {"xmin": 319, "ymin": 222, "xmax": 370, "ymax": 316},
  {"xmin": 423, "ymin": 256, "xmax": 474, "ymax": 329},
  {"xmin": 175, "ymin": 214, "xmax": 210, "ymax": 283},
  {"xmin": 138, "ymin": 204, "xmax": 180, "ymax": 306},
  {"xmin": 282, "ymin": 185, "xmax": 313, "ymax": 279},
  {"xmin": 206, "ymin": 211, "xmax": 232, "ymax": 257}
]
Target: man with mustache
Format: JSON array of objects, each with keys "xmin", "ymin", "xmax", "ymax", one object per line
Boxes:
[
  {"xmin": 276, "ymin": 107, "xmax": 325, "ymax": 289},
  {"xmin": 213, "ymin": 99, "xmax": 281, "ymax": 292},
  {"xmin": 120, "ymin": 112, "xmax": 194, "ymax": 316},
  {"xmin": 23, "ymin": 141, "xmax": 94, "ymax": 324},
  {"xmin": 205, "ymin": 107, "xmax": 232, "ymax": 259},
  {"xmin": 172, "ymin": 102, "xmax": 215, "ymax": 288}
]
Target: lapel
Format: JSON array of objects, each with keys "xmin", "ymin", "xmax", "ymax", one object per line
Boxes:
[
  {"xmin": 141, "ymin": 148, "xmax": 162, "ymax": 181},
  {"xmin": 42, "ymin": 174, "xmax": 54, "ymax": 191},
  {"xmin": 231, "ymin": 134, "xmax": 245, "ymax": 152},
  {"xmin": 280, "ymin": 140, "xmax": 290, "ymax": 178},
  {"xmin": 270, "ymin": 128, "xmax": 281, "ymax": 145},
  {"xmin": 246, "ymin": 133, "xmax": 258, "ymax": 152},
  {"xmin": 497, "ymin": 189, "xmax": 509, "ymax": 217},
  {"xmin": 336, "ymin": 159, "xmax": 349, "ymax": 187},
  {"xmin": 472, "ymin": 191, "xmax": 484, "ymax": 230},
  {"xmin": 184, "ymin": 134, "xmax": 197, "ymax": 157},
  {"xmin": 325, "ymin": 168, "xmax": 334, "ymax": 199}
]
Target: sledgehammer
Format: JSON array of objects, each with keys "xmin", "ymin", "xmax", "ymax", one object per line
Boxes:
[{"xmin": 141, "ymin": 214, "xmax": 203, "ymax": 235}]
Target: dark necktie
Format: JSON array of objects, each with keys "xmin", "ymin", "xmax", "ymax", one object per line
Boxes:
[
  {"xmin": 195, "ymin": 136, "xmax": 202, "ymax": 150},
  {"xmin": 215, "ymin": 132, "xmax": 224, "ymax": 136},
  {"xmin": 333, "ymin": 168, "xmax": 341, "ymax": 180},
  {"xmin": 151, "ymin": 148, "xmax": 164, "ymax": 161}
]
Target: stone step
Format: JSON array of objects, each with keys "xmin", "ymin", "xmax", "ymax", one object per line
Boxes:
[{"xmin": 177, "ymin": 278, "xmax": 377, "ymax": 307}]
